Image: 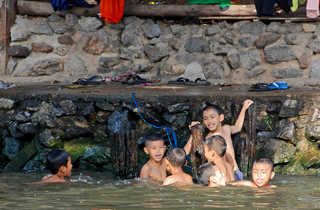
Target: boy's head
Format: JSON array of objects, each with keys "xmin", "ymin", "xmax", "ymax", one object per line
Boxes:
[
  {"xmin": 198, "ymin": 162, "xmax": 225, "ymax": 186},
  {"xmin": 47, "ymin": 149, "xmax": 72, "ymax": 177},
  {"xmin": 165, "ymin": 148, "xmax": 186, "ymax": 174},
  {"xmin": 202, "ymin": 105, "xmax": 224, "ymax": 132},
  {"xmin": 144, "ymin": 134, "xmax": 166, "ymax": 163},
  {"xmin": 252, "ymin": 158, "xmax": 275, "ymax": 188},
  {"xmin": 204, "ymin": 135, "xmax": 227, "ymax": 161}
]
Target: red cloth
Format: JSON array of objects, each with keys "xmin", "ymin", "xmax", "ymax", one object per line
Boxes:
[{"xmin": 100, "ymin": 0, "xmax": 125, "ymax": 24}]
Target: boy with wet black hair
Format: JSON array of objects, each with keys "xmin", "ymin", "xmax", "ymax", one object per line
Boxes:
[
  {"xmin": 204, "ymin": 135, "xmax": 235, "ymax": 183},
  {"xmin": 140, "ymin": 134, "xmax": 167, "ymax": 182},
  {"xmin": 230, "ymin": 158, "xmax": 276, "ymax": 188},
  {"xmin": 184, "ymin": 99, "xmax": 254, "ymax": 181},
  {"xmin": 163, "ymin": 148, "xmax": 193, "ymax": 185},
  {"xmin": 40, "ymin": 149, "xmax": 73, "ymax": 183},
  {"xmin": 197, "ymin": 162, "xmax": 226, "ymax": 187}
]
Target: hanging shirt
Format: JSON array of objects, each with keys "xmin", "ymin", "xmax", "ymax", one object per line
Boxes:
[
  {"xmin": 254, "ymin": 0, "xmax": 292, "ymax": 16},
  {"xmin": 100, "ymin": 0, "xmax": 125, "ymax": 24},
  {"xmin": 306, "ymin": 0, "xmax": 319, "ymax": 18},
  {"xmin": 50, "ymin": 0, "xmax": 98, "ymax": 11}
]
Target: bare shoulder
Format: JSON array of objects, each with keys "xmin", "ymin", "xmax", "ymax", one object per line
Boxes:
[
  {"xmin": 185, "ymin": 173, "xmax": 193, "ymax": 184},
  {"xmin": 163, "ymin": 176, "xmax": 176, "ymax": 186},
  {"xmin": 222, "ymin": 125, "xmax": 232, "ymax": 134},
  {"xmin": 140, "ymin": 162, "xmax": 151, "ymax": 178}
]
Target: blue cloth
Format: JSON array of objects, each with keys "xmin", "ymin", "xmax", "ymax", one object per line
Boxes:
[
  {"xmin": 234, "ymin": 169, "xmax": 244, "ymax": 181},
  {"xmin": 50, "ymin": 0, "xmax": 99, "ymax": 11}
]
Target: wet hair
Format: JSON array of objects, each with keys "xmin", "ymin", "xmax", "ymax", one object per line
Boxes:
[
  {"xmin": 197, "ymin": 162, "xmax": 215, "ymax": 186},
  {"xmin": 144, "ymin": 134, "xmax": 165, "ymax": 146},
  {"xmin": 47, "ymin": 150, "xmax": 70, "ymax": 174},
  {"xmin": 254, "ymin": 158, "xmax": 274, "ymax": 171},
  {"xmin": 166, "ymin": 148, "xmax": 186, "ymax": 168},
  {"xmin": 204, "ymin": 135, "xmax": 227, "ymax": 157},
  {"xmin": 202, "ymin": 104, "xmax": 224, "ymax": 115}
]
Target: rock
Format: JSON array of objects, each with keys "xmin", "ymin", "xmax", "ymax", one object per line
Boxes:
[
  {"xmin": 276, "ymin": 120, "xmax": 296, "ymax": 142},
  {"xmin": 59, "ymin": 100, "xmax": 77, "ymax": 115},
  {"xmin": 17, "ymin": 122, "xmax": 38, "ymax": 135},
  {"xmin": 245, "ymin": 66, "xmax": 265, "ymax": 78},
  {"xmin": 120, "ymin": 47, "xmax": 143, "ymax": 60},
  {"xmin": 9, "ymin": 121, "xmax": 24, "ymax": 138},
  {"xmin": 96, "ymin": 102, "xmax": 115, "ymax": 112},
  {"xmin": 205, "ymin": 25, "xmax": 220, "ymax": 36},
  {"xmin": 305, "ymin": 124, "xmax": 320, "ymax": 142},
  {"xmin": 279, "ymin": 99, "xmax": 299, "ymax": 118},
  {"xmin": 239, "ymin": 36, "xmax": 255, "ymax": 48},
  {"xmin": 93, "ymin": 124, "xmax": 108, "ymax": 143},
  {"xmin": 143, "ymin": 23, "xmax": 162, "ymax": 39},
  {"xmin": 227, "ymin": 50, "xmax": 240, "ymax": 69},
  {"xmin": 213, "ymin": 44, "xmax": 233, "ymax": 56},
  {"xmin": 83, "ymin": 35, "xmax": 105, "ymax": 55},
  {"xmin": 54, "ymin": 46, "xmax": 70, "ymax": 56},
  {"xmin": 49, "ymin": 22, "xmax": 72, "ymax": 34},
  {"xmin": 65, "ymin": 13, "xmax": 78, "ymax": 26},
  {"xmin": 121, "ymin": 23, "xmax": 143, "ymax": 47},
  {"xmin": 240, "ymin": 21, "xmax": 265, "ymax": 35},
  {"xmin": 267, "ymin": 22, "xmax": 302, "ymax": 34},
  {"xmin": 179, "ymin": 62, "xmax": 206, "ymax": 81},
  {"xmin": 239, "ymin": 49, "xmax": 261, "ymax": 70},
  {"xmin": 307, "ymin": 39, "xmax": 320, "ymax": 53},
  {"xmin": 285, "ymin": 33, "xmax": 313, "ymax": 46},
  {"xmin": 57, "ymin": 35, "xmax": 74, "ymax": 45},
  {"xmin": 184, "ymin": 37, "xmax": 210, "ymax": 53},
  {"xmin": 107, "ymin": 110, "xmax": 132, "ymax": 134},
  {"xmin": 310, "ymin": 61, "xmax": 320, "ymax": 78},
  {"xmin": 170, "ymin": 64, "xmax": 185, "ymax": 76},
  {"xmin": 170, "ymin": 24, "xmax": 185, "ymax": 35},
  {"xmin": 0, "ymin": 98, "xmax": 14, "ymax": 109},
  {"xmin": 83, "ymin": 146, "xmax": 111, "ymax": 165},
  {"xmin": 255, "ymin": 33, "xmax": 281, "ymax": 49},
  {"xmin": 23, "ymin": 160, "xmax": 45, "ymax": 172},
  {"xmin": 203, "ymin": 62, "xmax": 224, "ymax": 79},
  {"xmin": 132, "ymin": 59, "xmax": 153, "ymax": 73},
  {"xmin": 8, "ymin": 45, "xmax": 30, "ymax": 58},
  {"xmin": 39, "ymin": 101, "xmax": 64, "ymax": 117},
  {"xmin": 96, "ymin": 111, "xmax": 109, "ymax": 123},
  {"xmin": 65, "ymin": 55, "xmax": 87, "ymax": 77},
  {"xmin": 272, "ymin": 68, "xmax": 302, "ymax": 79},
  {"xmin": 296, "ymin": 48, "xmax": 313, "ymax": 69},
  {"xmin": 48, "ymin": 14, "xmax": 63, "ymax": 22},
  {"xmin": 31, "ymin": 42, "xmax": 54, "ymax": 53},
  {"xmin": 302, "ymin": 23, "xmax": 317, "ymax": 32},
  {"xmin": 257, "ymin": 131, "xmax": 277, "ymax": 139},
  {"xmin": 79, "ymin": 17, "xmax": 103, "ymax": 32},
  {"xmin": 144, "ymin": 43, "xmax": 169, "ymax": 63},
  {"xmin": 7, "ymin": 57, "xmax": 17, "ymax": 75},
  {"xmin": 31, "ymin": 112, "xmax": 56, "ymax": 128},
  {"xmin": 10, "ymin": 17, "xmax": 32, "ymax": 41},
  {"xmin": 99, "ymin": 53, "xmax": 120, "ymax": 68},
  {"xmin": 273, "ymin": 140, "xmax": 296, "ymax": 164},
  {"xmin": 224, "ymin": 31, "xmax": 237, "ymax": 45},
  {"xmin": 15, "ymin": 111, "xmax": 31, "ymax": 122},
  {"xmin": 3, "ymin": 139, "xmax": 39, "ymax": 172},
  {"xmin": 264, "ymin": 45, "xmax": 296, "ymax": 64},
  {"xmin": 30, "ymin": 21, "xmax": 53, "ymax": 35},
  {"xmin": 78, "ymin": 103, "xmax": 95, "ymax": 116},
  {"xmin": 167, "ymin": 103, "xmax": 190, "ymax": 113},
  {"xmin": 2, "ymin": 137, "xmax": 20, "ymax": 160},
  {"xmin": 29, "ymin": 58, "xmax": 62, "ymax": 76},
  {"xmin": 38, "ymin": 129, "xmax": 62, "ymax": 148}
]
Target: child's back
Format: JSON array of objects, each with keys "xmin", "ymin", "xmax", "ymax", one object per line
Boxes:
[{"xmin": 163, "ymin": 148, "xmax": 193, "ymax": 185}]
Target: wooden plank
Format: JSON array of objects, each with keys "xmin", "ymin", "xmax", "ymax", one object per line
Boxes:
[
  {"xmin": 0, "ymin": 0, "xmax": 17, "ymax": 75},
  {"xmin": 17, "ymin": 1, "xmax": 257, "ymax": 17},
  {"xmin": 200, "ymin": 16, "xmax": 320, "ymax": 22}
]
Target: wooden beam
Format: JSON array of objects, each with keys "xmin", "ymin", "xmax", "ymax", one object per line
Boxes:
[
  {"xmin": 0, "ymin": 0, "xmax": 17, "ymax": 75},
  {"xmin": 17, "ymin": 0, "xmax": 257, "ymax": 17}
]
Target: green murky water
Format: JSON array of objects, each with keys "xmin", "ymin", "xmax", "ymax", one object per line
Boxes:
[{"xmin": 0, "ymin": 172, "xmax": 319, "ymax": 209}]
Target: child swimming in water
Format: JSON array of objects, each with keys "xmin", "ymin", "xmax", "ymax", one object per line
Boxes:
[
  {"xmin": 163, "ymin": 148, "xmax": 193, "ymax": 185},
  {"xmin": 184, "ymin": 99, "xmax": 254, "ymax": 181},
  {"xmin": 230, "ymin": 158, "xmax": 276, "ymax": 188},
  {"xmin": 197, "ymin": 162, "xmax": 226, "ymax": 187},
  {"xmin": 203, "ymin": 135, "xmax": 235, "ymax": 183},
  {"xmin": 40, "ymin": 149, "xmax": 73, "ymax": 183},
  {"xmin": 140, "ymin": 135, "xmax": 167, "ymax": 182}
]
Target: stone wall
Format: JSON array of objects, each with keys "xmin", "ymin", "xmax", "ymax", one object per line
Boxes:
[
  {"xmin": 0, "ymin": 92, "xmax": 320, "ymax": 176},
  {"xmin": 7, "ymin": 14, "xmax": 320, "ymax": 86}
]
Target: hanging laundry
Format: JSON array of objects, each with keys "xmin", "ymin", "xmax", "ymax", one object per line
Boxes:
[
  {"xmin": 254, "ymin": 0, "xmax": 292, "ymax": 16},
  {"xmin": 100, "ymin": 0, "xmax": 125, "ymax": 24},
  {"xmin": 291, "ymin": 0, "xmax": 298, "ymax": 12},
  {"xmin": 187, "ymin": 0, "xmax": 231, "ymax": 11},
  {"xmin": 306, "ymin": 0, "xmax": 319, "ymax": 18},
  {"xmin": 50, "ymin": 0, "xmax": 98, "ymax": 11}
]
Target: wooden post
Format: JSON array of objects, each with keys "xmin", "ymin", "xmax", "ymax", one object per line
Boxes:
[
  {"xmin": 111, "ymin": 131, "xmax": 138, "ymax": 179},
  {"xmin": 0, "ymin": 0, "xmax": 17, "ymax": 75}
]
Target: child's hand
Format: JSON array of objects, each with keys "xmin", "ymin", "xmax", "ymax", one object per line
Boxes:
[
  {"xmin": 188, "ymin": 121, "xmax": 200, "ymax": 130},
  {"xmin": 242, "ymin": 99, "xmax": 254, "ymax": 110}
]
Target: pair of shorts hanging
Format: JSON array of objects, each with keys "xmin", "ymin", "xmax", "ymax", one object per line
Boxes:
[{"xmin": 100, "ymin": 0, "xmax": 125, "ymax": 24}]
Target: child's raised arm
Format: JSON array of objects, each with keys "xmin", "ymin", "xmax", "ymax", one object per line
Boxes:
[
  {"xmin": 230, "ymin": 99, "xmax": 254, "ymax": 134},
  {"xmin": 229, "ymin": 180, "xmax": 256, "ymax": 187},
  {"xmin": 184, "ymin": 121, "xmax": 201, "ymax": 155}
]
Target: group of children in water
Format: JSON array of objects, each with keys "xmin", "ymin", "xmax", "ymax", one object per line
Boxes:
[{"xmin": 38, "ymin": 99, "xmax": 276, "ymax": 189}]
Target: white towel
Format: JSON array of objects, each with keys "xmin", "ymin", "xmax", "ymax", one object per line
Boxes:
[{"xmin": 306, "ymin": 0, "xmax": 319, "ymax": 18}]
